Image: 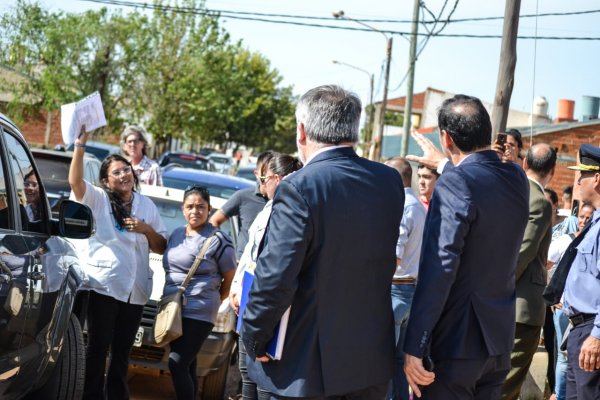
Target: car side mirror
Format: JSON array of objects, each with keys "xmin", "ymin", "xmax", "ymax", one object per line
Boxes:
[{"xmin": 58, "ymin": 200, "xmax": 94, "ymax": 239}]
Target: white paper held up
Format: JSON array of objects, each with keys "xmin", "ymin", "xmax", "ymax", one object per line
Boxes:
[{"xmin": 61, "ymin": 92, "xmax": 107, "ymax": 145}]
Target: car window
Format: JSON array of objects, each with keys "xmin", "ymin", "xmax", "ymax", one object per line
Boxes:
[
  {"xmin": 147, "ymin": 195, "xmax": 234, "ymax": 238},
  {"xmin": 4, "ymin": 133, "xmax": 47, "ymax": 233},
  {"xmin": 35, "ymin": 157, "xmax": 70, "ymax": 182},
  {"xmin": 163, "ymin": 155, "xmax": 209, "ymax": 170},
  {"xmin": 162, "ymin": 177, "xmax": 238, "ymax": 199}
]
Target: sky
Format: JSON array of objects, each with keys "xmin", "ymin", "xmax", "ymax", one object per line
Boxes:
[{"xmin": 2, "ymin": 0, "xmax": 600, "ymax": 123}]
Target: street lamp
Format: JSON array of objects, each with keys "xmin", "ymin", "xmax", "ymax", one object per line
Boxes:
[
  {"xmin": 332, "ymin": 60, "xmax": 374, "ymax": 154},
  {"xmin": 333, "ymin": 10, "xmax": 392, "ymax": 162}
]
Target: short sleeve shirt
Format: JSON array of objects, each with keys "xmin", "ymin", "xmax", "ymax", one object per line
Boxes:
[
  {"xmin": 74, "ymin": 181, "xmax": 167, "ymax": 305},
  {"xmin": 133, "ymin": 155, "xmax": 162, "ymax": 186},
  {"xmin": 220, "ymin": 187, "xmax": 267, "ymax": 259},
  {"xmin": 163, "ymin": 224, "xmax": 237, "ymax": 323}
]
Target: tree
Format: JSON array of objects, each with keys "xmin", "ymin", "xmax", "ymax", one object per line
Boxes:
[{"xmin": 0, "ymin": 0, "xmax": 297, "ymax": 152}]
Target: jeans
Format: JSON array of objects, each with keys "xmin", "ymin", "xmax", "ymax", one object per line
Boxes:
[
  {"xmin": 553, "ymin": 308, "xmax": 569, "ymax": 400},
  {"xmin": 168, "ymin": 318, "xmax": 214, "ymax": 400},
  {"xmin": 239, "ymin": 337, "xmax": 258, "ymax": 399},
  {"xmin": 388, "ymin": 283, "xmax": 415, "ymax": 400},
  {"xmin": 83, "ymin": 291, "xmax": 144, "ymax": 400}
]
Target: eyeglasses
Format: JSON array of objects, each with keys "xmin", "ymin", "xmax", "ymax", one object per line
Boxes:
[
  {"xmin": 259, "ymin": 175, "xmax": 276, "ymax": 184},
  {"xmin": 126, "ymin": 138, "xmax": 141, "ymax": 145},
  {"xmin": 110, "ymin": 166, "xmax": 133, "ymax": 178},
  {"xmin": 24, "ymin": 181, "xmax": 39, "ymax": 189}
]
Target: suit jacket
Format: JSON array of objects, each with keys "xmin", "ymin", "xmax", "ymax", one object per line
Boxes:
[
  {"xmin": 404, "ymin": 151, "xmax": 529, "ymax": 360},
  {"xmin": 241, "ymin": 146, "xmax": 405, "ymax": 397},
  {"xmin": 515, "ymin": 179, "xmax": 552, "ymax": 326}
]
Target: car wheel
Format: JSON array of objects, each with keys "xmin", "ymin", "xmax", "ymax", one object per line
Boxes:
[
  {"xmin": 201, "ymin": 352, "xmax": 231, "ymax": 400},
  {"xmin": 31, "ymin": 314, "xmax": 85, "ymax": 399}
]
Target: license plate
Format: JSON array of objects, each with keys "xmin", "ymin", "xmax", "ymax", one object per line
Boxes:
[{"xmin": 133, "ymin": 326, "xmax": 144, "ymax": 347}]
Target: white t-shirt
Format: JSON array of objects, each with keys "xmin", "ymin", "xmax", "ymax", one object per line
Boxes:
[
  {"xmin": 548, "ymin": 234, "xmax": 574, "ymax": 264},
  {"xmin": 75, "ymin": 181, "xmax": 167, "ymax": 304}
]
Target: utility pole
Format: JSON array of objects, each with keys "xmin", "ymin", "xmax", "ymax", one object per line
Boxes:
[
  {"xmin": 400, "ymin": 0, "xmax": 420, "ymax": 157},
  {"xmin": 491, "ymin": 0, "xmax": 521, "ymax": 140},
  {"xmin": 370, "ymin": 37, "xmax": 393, "ymax": 162}
]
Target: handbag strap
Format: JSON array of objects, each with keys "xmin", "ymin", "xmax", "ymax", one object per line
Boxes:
[{"xmin": 179, "ymin": 232, "xmax": 217, "ymax": 290}]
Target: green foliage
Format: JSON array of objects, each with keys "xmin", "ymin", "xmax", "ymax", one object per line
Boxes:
[
  {"xmin": 0, "ymin": 0, "xmax": 296, "ymax": 151},
  {"xmin": 384, "ymin": 110, "xmax": 404, "ymax": 127}
]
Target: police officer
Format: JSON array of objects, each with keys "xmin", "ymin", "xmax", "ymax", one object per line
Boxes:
[{"xmin": 562, "ymin": 143, "xmax": 600, "ymax": 398}]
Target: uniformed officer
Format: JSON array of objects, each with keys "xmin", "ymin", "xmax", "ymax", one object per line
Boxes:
[{"xmin": 562, "ymin": 143, "xmax": 600, "ymax": 398}]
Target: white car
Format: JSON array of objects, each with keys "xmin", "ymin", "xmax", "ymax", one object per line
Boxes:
[
  {"xmin": 132, "ymin": 184, "xmax": 239, "ymax": 399},
  {"xmin": 208, "ymin": 153, "xmax": 234, "ymax": 175}
]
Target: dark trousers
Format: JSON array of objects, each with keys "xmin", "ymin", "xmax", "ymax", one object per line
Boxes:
[
  {"xmin": 239, "ymin": 337, "xmax": 258, "ymax": 399},
  {"xmin": 168, "ymin": 318, "xmax": 214, "ymax": 400},
  {"xmin": 543, "ymin": 306, "xmax": 556, "ymax": 393},
  {"xmin": 421, "ymin": 354, "xmax": 510, "ymax": 399},
  {"xmin": 566, "ymin": 320, "xmax": 600, "ymax": 399},
  {"xmin": 83, "ymin": 291, "xmax": 144, "ymax": 400},
  {"xmin": 257, "ymin": 382, "xmax": 388, "ymax": 400},
  {"xmin": 501, "ymin": 323, "xmax": 541, "ymax": 400}
]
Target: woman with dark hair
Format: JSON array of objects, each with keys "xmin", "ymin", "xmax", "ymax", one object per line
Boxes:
[
  {"xmin": 121, "ymin": 125, "xmax": 162, "ymax": 185},
  {"xmin": 69, "ymin": 129, "xmax": 167, "ymax": 400},
  {"xmin": 229, "ymin": 153, "xmax": 303, "ymax": 400},
  {"xmin": 162, "ymin": 185, "xmax": 236, "ymax": 399},
  {"xmin": 23, "ymin": 169, "xmax": 41, "ymax": 221}
]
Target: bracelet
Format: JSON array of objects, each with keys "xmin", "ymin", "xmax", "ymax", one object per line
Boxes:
[{"xmin": 74, "ymin": 143, "xmax": 86, "ymax": 148}]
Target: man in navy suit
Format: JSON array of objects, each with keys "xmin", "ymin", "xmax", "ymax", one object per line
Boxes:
[
  {"xmin": 241, "ymin": 85, "xmax": 405, "ymax": 399},
  {"xmin": 403, "ymin": 95, "xmax": 530, "ymax": 399}
]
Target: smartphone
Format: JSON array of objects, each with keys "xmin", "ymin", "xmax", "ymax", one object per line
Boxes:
[{"xmin": 495, "ymin": 133, "xmax": 507, "ymax": 152}]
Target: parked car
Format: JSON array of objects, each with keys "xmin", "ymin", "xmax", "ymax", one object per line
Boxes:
[
  {"xmin": 208, "ymin": 153, "xmax": 234, "ymax": 175},
  {"xmin": 31, "ymin": 149, "xmax": 101, "ymax": 217},
  {"xmin": 235, "ymin": 164, "xmax": 257, "ymax": 182},
  {"xmin": 130, "ymin": 184, "xmax": 239, "ymax": 399},
  {"xmin": 66, "ymin": 140, "xmax": 121, "ymax": 161},
  {"xmin": 0, "ymin": 112, "xmax": 94, "ymax": 399},
  {"xmin": 162, "ymin": 167, "xmax": 253, "ymax": 199},
  {"xmin": 158, "ymin": 152, "xmax": 214, "ymax": 171}
]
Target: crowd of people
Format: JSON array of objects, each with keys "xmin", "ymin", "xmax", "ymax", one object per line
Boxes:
[{"xmin": 62, "ymin": 84, "xmax": 599, "ymax": 400}]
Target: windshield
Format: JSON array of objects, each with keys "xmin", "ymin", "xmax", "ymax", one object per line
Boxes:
[
  {"xmin": 163, "ymin": 177, "xmax": 240, "ymax": 199},
  {"xmin": 165, "ymin": 155, "xmax": 209, "ymax": 170},
  {"xmin": 147, "ymin": 195, "xmax": 233, "ymax": 238}
]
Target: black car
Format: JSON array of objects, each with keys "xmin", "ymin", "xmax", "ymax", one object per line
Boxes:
[
  {"xmin": 31, "ymin": 149, "xmax": 101, "ymax": 217},
  {"xmin": 0, "ymin": 113, "xmax": 94, "ymax": 399},
  {"xmin": 158, "ymin": 152, "xmax": 214, "ymax": 171}
]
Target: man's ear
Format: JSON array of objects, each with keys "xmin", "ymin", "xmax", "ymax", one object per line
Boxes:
[
  {"xmin": 297, "ymin": 123, "xmax": 307, "ymax": 145},
  {"xmin": 522, "ymin": 156, "xmax": 529, "ymax": 170},
  {"xmin": 440, "ymin": 129, "xmax": 454, "ymax": 152}
]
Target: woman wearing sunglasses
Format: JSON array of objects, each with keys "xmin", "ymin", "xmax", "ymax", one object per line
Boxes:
[
  {"xmin": 69, "ymin": 128, "xmax": 167, "ymax": 400},
  {"xmin": 162, "ymin": 185, "xmax": 236, "ymax": 399},
  {"xmin": 230, "ymin": 153, "xmax": 303, "ymax": 399}
]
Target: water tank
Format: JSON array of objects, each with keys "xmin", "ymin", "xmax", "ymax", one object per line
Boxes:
[
  {"xmin": 557, "ymin": 99, "xmax": 575, "ymax": 121},
  {"xmin": 581, "ymin": 95, "xmax": 600, "ymax": 121},
  {"xmin": 532, "ymin": 96, "xmax": 548, "ymax": 117}
]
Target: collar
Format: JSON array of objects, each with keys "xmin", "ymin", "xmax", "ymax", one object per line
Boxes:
[
  {"xmin": 528, "ymin": 177, "xmax": 545, "ymax": 194},
  {"xmin": 304, "ymin": 144, "xmax": 354, "ymax": 165}
]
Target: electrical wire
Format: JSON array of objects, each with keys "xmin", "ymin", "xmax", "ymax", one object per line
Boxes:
[
  {"xmin": 530, "ymin": 0, "xmax": 540, "ymax": 145},
  {"xmin": 78, "ymin": 0, "xmax": 600, "ymax": 25},
  {"xmin": 78, "ymin": 0, "xmax": 600, "ymax": 40}
]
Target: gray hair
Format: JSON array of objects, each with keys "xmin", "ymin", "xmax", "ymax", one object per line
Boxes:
[
  {"xmin": 120, "ymin": 125, "xmax": 149, "ymax": 156},
  {"xmin": 295, "ymin": 85, "xmax": 361, "ymax": 144}
]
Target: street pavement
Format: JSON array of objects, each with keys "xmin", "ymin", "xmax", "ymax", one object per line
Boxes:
[{"xmin": 129, "ymin": 347, "xmax": 550, "ymax": 400}]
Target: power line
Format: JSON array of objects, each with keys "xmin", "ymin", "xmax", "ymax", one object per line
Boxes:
[
  {"xmin": 79, "ymin": 0, "xmax": 600, "ymax": 41},
  {"xmin": 78, "ymin": 0, "xmax": 600, "ymax": 25}
]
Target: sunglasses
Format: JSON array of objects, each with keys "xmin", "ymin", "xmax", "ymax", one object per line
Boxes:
[
  {"xmin": 259, "ymin": 175, "xmax": 276, "ymax": 184},
  {"xmin": 184, "ymin": 184, "xmax": 210, "ymax": 196}
]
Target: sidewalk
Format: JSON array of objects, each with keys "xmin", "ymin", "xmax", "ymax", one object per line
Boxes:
[{"xmin": 520, "ymin": 346, "xmax": 550, "ymax": 400}]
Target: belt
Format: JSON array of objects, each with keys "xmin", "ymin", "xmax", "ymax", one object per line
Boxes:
[
  {"xmin": 392, "ymin": 277, "xmax": 417, "ymax": 285},
  {"xmin": 569, "ymin": 313, "xmax": 596, "ymax": 327}
]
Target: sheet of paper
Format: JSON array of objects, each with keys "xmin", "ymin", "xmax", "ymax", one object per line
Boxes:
[{"xmin": 60, "ymin": 92, "xmax": 107, "ymax": 145}]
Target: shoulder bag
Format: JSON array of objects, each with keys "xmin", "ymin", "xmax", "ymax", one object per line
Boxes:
[{"xmin": 153, "ymin": 233, "xmax": 216, "ymax": 347}]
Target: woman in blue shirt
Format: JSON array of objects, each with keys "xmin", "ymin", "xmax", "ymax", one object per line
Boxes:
[{"xmin": 162, "ymin": 185, "xmax": 236, "ymax": 399}]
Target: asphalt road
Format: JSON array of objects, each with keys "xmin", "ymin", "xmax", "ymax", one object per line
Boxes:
[{"xmin": 129, "ymin": 362, "xmax": 241, "ymax": 400}]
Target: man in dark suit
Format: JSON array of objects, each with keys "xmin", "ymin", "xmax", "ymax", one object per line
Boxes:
[
  {"xmin": 403, "ymin": 95, "xmax": 530, "ymax": 399},
  {"xmin": 241, "ymin": 85, "xmax": 405, "ymax": 399},
  {"xmin": 501, "ymin": 144, "xmax": 555, "ymax": 400}
]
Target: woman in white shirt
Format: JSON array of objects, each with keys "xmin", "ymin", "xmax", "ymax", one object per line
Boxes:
[
  {"xmin": 69, "ymin": 129, "xmax": 167, "ymax": 400},
  {"xmin": 121, "ymin": 125, "xmax": 162, "ymax": 186},
  {"xmin": 230, "ymin": 153, "xmax": 302, "ymax": 400}
]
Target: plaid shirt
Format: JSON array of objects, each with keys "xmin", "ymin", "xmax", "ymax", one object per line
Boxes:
[{"xmin": 133, "ymin": 155, "xmax": 162, "ymax": 186}]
